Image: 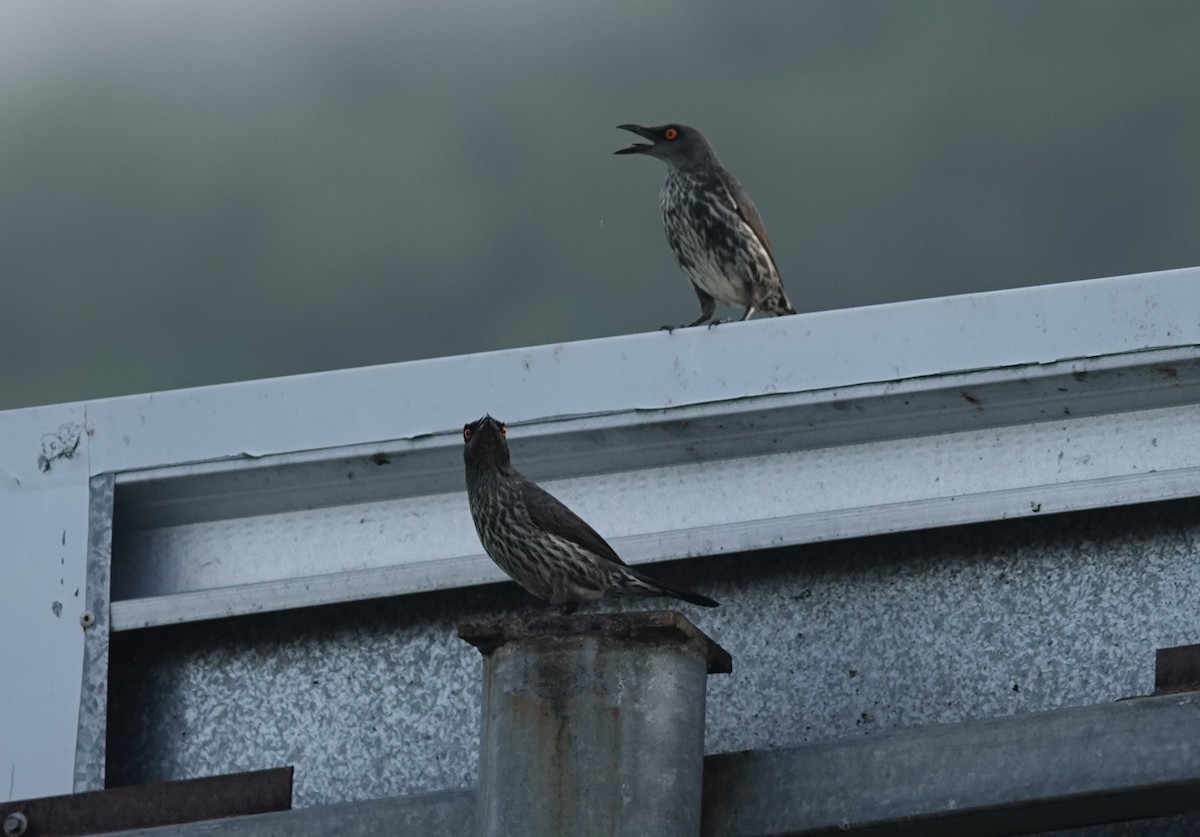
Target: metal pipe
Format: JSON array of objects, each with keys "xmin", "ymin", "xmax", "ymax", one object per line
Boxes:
[{"xmin": 460, "ymin": 611, "xmax": 731, "ymax": 837}]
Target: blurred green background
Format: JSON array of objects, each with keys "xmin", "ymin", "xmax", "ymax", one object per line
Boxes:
[{"xmin": 3, "ymin": 0, "xmax": 1199, "ymax": 410}]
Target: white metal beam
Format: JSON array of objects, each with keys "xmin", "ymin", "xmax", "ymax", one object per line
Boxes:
[
  {"xmin": 0, "ymin": 405, "xmax": 90, "ymax": 801},
  {"xmin": 31, "ymin": 267, "xmax": 1200, "ymax": 477},
  {"xmin": 107, "ymin": 360, "xmax": 1200, "ymax": 630}
]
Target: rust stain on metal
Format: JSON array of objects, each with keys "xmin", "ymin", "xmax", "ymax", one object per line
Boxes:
[{"xmin": 0, "ymin": 766, "xmax": 292, "ymax": 836}]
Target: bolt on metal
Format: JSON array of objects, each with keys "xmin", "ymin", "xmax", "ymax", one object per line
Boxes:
[{"xmin": 3, "ymin": 811, "xmax": 28, "ymax": 837}]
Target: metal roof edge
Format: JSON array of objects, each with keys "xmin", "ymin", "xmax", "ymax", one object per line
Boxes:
[{"xmin": 2, "ymin": 267, "xmax": 1198, "ymax": 480}]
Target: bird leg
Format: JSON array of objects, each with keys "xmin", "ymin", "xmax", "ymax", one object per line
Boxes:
[
  {"xmin": 705, "ymin": 305, "xmax": 755, "ymax": 328},
  {"xmin": 672, "ymin": 285, "xmax": 716, "ymax": 329},
  {"xmin": 664, "ymin": 305, "xmax": 717, "ymax": 331},
  {"xmin": 662, "ymin": 312, "xmax": 714, "ymax": 331}
]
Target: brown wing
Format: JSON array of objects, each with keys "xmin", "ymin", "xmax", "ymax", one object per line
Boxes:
[
  {"xmin": 522, "ymin": 479, "xmax": 628, "ymax": 567},
  {"xmin": 718, "ymin": 166, "xmax": 781, "ymax": 273}
]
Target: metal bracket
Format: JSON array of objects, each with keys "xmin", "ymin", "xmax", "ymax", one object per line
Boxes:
[{"xmin": 1154, "ymin": 643, "xmax": 1200, "ymax": 695}]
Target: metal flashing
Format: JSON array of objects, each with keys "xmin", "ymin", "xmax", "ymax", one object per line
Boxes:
[{"xmin": 109, "ymin": 349, "xmax": 1200, "ymax": 630}]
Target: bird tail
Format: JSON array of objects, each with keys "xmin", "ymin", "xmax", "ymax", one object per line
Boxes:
[
  {"xmin": 631, "ymin": 573, "xmax": 719, "ymax": 607},
  {"xmin": 659, "ymin": 583, "xmax": 720, "ymax": 608},
  {"xmin": 769, "ymin": 289, "xmax": 796, "ymax": 316}
]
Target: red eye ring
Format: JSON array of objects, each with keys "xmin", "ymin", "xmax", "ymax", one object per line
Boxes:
[
  {"xmin": 664, "ymin": 127, "xmax": 679, "ymax": 141},
  {"xmin": 500, "ymin": 425, "xmax": 507, "ymax": 438},
  {"xmin": 463, "ymin": 427, "xmax": 473, "ymax": 442}
]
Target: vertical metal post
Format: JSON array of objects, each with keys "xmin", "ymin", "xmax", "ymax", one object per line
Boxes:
[
  {"xmin": 75, "ymin": 473, "xmax": 115, "ymax": 792},
  {"xmin": 459, "ymin": 611, "xmax": 731, "ymax": 837}
]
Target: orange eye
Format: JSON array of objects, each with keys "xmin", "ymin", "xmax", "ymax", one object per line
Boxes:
[
  {"xmin": 463, "ymin": 426, "xmax": 473, "ymax": 442},
  {"xmin": 664, "ymin": 127, "xmax": 678, "ymax": 141},
  {"xmin": 500, "ymin": 425, "xmax": 507, "ymax": 438}
]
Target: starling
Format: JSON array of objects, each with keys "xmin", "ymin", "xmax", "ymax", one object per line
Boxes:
[
  {"xmin": 616, "ymin": 123, "xmax": 796, "ymax": 328},
  {"xmin": 463, "ymin": 415, "xmax": 719, "ymax": 613}
]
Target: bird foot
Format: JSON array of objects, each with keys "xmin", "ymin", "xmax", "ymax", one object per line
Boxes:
[{"xmin": 661, "ymin": 319, "xmax": 723, "ymax": 332}]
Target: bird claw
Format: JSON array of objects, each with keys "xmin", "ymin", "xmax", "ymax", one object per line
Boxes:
[{"xmin": 661, "ymin": 319, "xmax": 723, "ymax": 331}]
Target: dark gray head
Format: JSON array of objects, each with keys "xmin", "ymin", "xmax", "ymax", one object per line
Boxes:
[
  {"xmin": 614, "ymin": 124, "xmax": 719, "ymax": 171},
  {"xmin": 463, "ymin": 414, "xmax": 510, "ymax": 470}
]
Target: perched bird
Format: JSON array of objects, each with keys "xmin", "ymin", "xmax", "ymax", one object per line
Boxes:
[
  {"xmin": 463, "ymin": 415, "xmax": 719, "ymax": 613},
  {"xmin": 616, "ymin": 123, "xmax": 796, "ymax": 328}
]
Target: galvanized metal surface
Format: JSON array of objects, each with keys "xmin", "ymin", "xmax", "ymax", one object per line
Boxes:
[
  {"xmin": 73, "ymin": 475, "xmax": 114, "ymax": 792},
  {"xmin": 106, "ymin": 497, "xmax": 1200, "ymax": 809},
  {"xmin": 464, "ymin": 612, "xmax": 728, "ymax": 837},
  {"xmin": 703, "ymin": 692, "xmax": 1200, "ymax": 836},
  {"xmin": 104, "ymin": 592, "xmax": 487, "ymax": 809},
  {"xmin": 0, "ymin": 766, "xmax": 291, "ymax": 835}
]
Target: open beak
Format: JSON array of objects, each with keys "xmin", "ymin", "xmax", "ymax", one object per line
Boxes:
[{"xmin": 614, "ymin": 124, "xmax": 656, "ymax": 155}]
